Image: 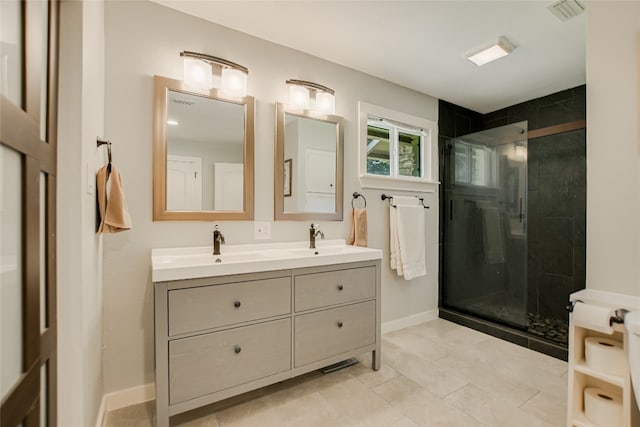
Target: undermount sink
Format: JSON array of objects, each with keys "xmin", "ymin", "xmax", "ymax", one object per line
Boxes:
[{"xmin": 152, "ymin": 239, "xmax": 382, "ymax": 282}]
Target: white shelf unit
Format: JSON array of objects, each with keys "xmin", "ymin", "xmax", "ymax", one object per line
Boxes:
[{"xmin": 567, "ymin": 321, "xmax": 639, "ymax": 427}]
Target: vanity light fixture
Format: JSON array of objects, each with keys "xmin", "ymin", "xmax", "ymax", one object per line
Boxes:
[
  {"xmin": 465, "ymin": 37, "xmax": 515, "ymax": 67},
  {"xmin": 180, "ymin": 51, "xmax": 249, "ymax": 97},
  {"xmin": 167, "ymin": 119, "xmax": 179, "ymax": 126},
  {"xmin": 286, "ymin": 79, "xmax": 335, "ymax": 114}
]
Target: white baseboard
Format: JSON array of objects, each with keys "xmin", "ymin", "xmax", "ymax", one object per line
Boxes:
[
  {"xmin": 382, "ymin": 309, "xmax": 439, "ymax": 334},
  {"xmin": 95, "ymin": 383, "xmax": 155, "ymax": 427}
]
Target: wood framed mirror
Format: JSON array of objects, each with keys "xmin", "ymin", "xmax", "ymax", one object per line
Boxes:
[
  {"xmin": 153, "ymin": 75, "xmax": 254, "ymax": 221},
  {"xmin": 274, "ymin": 103, "xmax": 344, "ymax": 221}
]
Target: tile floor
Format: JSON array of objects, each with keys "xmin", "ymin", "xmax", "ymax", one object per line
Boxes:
[{"xmin": 104, "ymin": 319, "xmax": 568, "ymax": 427}]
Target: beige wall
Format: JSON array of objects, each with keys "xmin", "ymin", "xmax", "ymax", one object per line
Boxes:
[
  {"xmin": 57, "ymin": 0, "xmax": 105, "ymax": 425},
  {"xmin": 103, "ymin": 1, "xmax": 439, "ymax": 394},
  {"xmin": 585, "ymin": 1, "xmax": 640, "ymax": 297}
]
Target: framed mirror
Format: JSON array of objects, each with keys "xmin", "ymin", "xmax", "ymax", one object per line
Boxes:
[
  {"xmin": 274, "ymin": 103, "xmax": 344, "ymax": 221},
  {"xmin": 153, "ymin": 76, "xmax": 254, "ymax": 221}
]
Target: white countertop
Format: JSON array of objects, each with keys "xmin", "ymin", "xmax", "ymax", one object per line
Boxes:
[{"xmin": 151, "ymin": 239, "xmax": 383, "ymax": 282}]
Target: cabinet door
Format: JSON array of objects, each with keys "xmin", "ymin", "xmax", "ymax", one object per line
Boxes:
[
  {"xmin": 295, "ymin": 301, "xmax": 375, "ymax": 367},
  {"xmin": 169, "ymin": 319, "xmax": 291, "ymax": 404}
]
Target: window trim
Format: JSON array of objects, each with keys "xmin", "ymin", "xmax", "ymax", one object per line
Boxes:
[{"xmin": 358, "ymin": 101, "xmax": 439, "ymax": 192}]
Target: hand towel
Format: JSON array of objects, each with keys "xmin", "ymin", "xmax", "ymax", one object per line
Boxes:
[
  {"xmin": 389, "ymin": 196, "xmax": 424, "ymax": 279},
  {"xmin": 97, "ymin": 164, "xmax": 132, "ymax": 234},
  {"xmin": 395, "ymin": 204, "xmax": 426, "ymax": 280},
  {"xmin": 347, "ymin": 208, "xmax": 368, "ymax": 247}
]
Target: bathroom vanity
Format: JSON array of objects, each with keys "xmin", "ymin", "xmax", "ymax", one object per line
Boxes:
[{"xmin": 152, "ymin": 240, "xmax": 382, "ymax": 427}]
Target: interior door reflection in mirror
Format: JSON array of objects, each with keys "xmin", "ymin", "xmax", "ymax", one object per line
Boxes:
[
  {"xmin": 166, "ymin": 90, "xmax": 245, "ymax": 211},
  {"xmin": 283, "ymin": 113, "xmax": 337, "ymax": 213}
]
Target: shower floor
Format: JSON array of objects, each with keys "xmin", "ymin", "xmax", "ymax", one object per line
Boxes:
[{"xmin": 460, "ymin": 293, "xmax": 569, "ymax": 346}]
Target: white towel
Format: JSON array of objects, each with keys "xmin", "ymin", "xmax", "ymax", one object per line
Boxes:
[{"xmin": 389, "ymin": 196, "xmax": 426, "ymax": 280}]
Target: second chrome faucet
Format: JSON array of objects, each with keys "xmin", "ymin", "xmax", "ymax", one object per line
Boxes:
[
  {"xmin": 309, "ymin": 223, "xmax": 324, "ymax": 249},
  {"xmin": 213, "ymin": 225, "xmax": 225, "ymax": 255}
]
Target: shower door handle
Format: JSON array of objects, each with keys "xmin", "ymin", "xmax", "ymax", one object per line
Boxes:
[
  {"xmin": 519, "ymin": 197, "xmax": 523, "ymax": 223},
  {"xmin": 449, "ymin": 200, "xmax": 453, "ymax": 221}
]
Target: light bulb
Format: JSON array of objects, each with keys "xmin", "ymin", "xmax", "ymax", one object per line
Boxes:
[
  {"xmin": 315, "ymin": 92, "xmax": 335, "ymax": 114},
  {"xmin": 221, "ymin": 68, "xmax": 248, "ymax": 97},
  {"xmin": 289, "ymin": 85, "xmax": 309, "ymax": 109},
  {"xmin": 183, "ymin": 57, "xmax": 213, "ymax": 89}
]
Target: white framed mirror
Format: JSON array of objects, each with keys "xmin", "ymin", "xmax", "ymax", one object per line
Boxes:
[
  {"xmin": 153, "ymin": 75, "xmax": 254, "ymax": 221},
  {"xmin": 274, "ymin": 103, "xmax": 344, "ymax": 221}
]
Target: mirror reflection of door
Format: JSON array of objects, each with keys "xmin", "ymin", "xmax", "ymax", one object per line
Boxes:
[
  {"xmin": 283, "ymin": 113, "xmax": 337, "ymax": 213},
  {"xmin": 166, "ymin": 90, "xmax": 244, "ymax": 212},
  {"xmin": 304, "ymin": 149, "xmax": 336, "ymax": 213},
  {"xmin": 214, "ymin": 163, "xmax": 243, "ymax": 211},
  {"xmin": 166, "ymin": 155, "xmax": 202, "ymax": 211}
]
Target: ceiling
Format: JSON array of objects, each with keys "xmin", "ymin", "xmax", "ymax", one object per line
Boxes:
[{"xmin": 152, "ymin": 1, "xmax": 586, "ymax": 114}]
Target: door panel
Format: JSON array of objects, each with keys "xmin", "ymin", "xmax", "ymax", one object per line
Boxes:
[
  {"xmin": 443, "ymin": 122, "xmax": 528, "ymax": 329},
  {"xmin": 0, "ymin": 145, "xmax": 24, "ymax": 398},
  {"xmin": 1, "ymin": 1, "xmax": 59, "ymax": 426}
]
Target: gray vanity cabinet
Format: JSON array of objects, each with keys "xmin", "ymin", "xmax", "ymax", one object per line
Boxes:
[{"xmin": 153, "ymin": 260, "xmax": 381, "ymax": 427}]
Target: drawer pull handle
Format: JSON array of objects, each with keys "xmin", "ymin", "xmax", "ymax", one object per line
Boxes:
[
  {"xmin": 337, "ymin": 321, "xmax": 343, "ymax": 328},
  {"xmin": 234, "ymin": 345, "xmax": 242, "ymax": 354},
  {"xmin": 337, "ymin": 284, "xmax": 344, "ymax": 291},
  {"xmin": 233, "ymin": 301, "xmax": 241, "ymax": 308}
]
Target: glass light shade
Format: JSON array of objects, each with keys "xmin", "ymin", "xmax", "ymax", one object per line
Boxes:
[
  {"xmin": 289, "ymin": 85, "xmax": 310, "ymax": 109},
  {"xmin": 315, "ymin": 92, "xmax": 335, "ymax": 114},
  {"xmin": 221, "ymin": 68, "xmax": 248, "ymax": 97},
  {"xmin": 183, "ymin": 57, "xmax": 213, "ymax": 89}
]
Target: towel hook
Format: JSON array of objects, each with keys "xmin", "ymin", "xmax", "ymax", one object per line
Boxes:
[
  {"xmin": 97, "ymin": 138, "xmax": 112, "ymax": 173},
  {"xmin": 352, "ymin": 192, "xmax": 367, "ymax": 208}
]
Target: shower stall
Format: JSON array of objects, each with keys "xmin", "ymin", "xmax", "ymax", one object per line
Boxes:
[
  {"xmin": 442, "ymin": 123, "xmax": 530, "ymax": 328},
  {"xmin": 441, "ymin": 119, "xmax": 586, "ymax": 353}
]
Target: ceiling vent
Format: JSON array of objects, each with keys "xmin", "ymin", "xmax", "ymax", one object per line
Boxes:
[
  {"xmin": 547, "ymin": 0, "xmax": 585, "ymax": 22},
  {"xmin": 170, "ymin": 97, "xmax": 195, "ymax": 106}
]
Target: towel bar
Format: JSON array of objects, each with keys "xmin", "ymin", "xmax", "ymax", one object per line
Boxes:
[{"xmin": 381, "ymin": 194, "xmax": 429, "ymax": 209}]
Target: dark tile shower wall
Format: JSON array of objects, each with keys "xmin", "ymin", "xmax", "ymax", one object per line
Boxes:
[{"xmin": 438, "ymin": 85, "xmax": 586, "ymax": 355}]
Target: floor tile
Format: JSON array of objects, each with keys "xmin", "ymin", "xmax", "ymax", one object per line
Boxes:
[
  {"xmin": 445, "ymin": 384, "xmax": 554, "ymax": 427},
  {"xmin": 103, "ymin": 319, "xmax": 569, "ymax": 427}
]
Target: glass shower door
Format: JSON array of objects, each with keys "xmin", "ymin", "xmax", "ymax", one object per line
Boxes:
[{"xmin": 443, "ymin": 122, "xmax": 528, "ymax": 328}]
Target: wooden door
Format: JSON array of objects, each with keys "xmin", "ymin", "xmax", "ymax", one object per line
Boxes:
[{"xmin": 1, "ymin": 1, "xmax": 59, "ymax": 426}]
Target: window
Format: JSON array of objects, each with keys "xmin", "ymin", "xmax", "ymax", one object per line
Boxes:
[
  {"xmin": 454, "ymin": 141, "xmax": 498, "ymax": 187},
  {"xmin": 359, "ymin": 102, "xmax": 438, "ymax": 192}
]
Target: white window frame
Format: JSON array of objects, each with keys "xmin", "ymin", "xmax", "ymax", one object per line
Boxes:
[{"xmin": 358, "ymin": 101, "xmax": 439, "ymax": 192}]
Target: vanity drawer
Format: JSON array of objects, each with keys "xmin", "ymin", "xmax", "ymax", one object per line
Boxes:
[
  {"xmin": 294, "ymin": 301, "xmax": 375, "ymax": 367},
  {"xmin": 168, "ymin": 277, "xmax": 291, "ymax": 336},
  {"xmin": 169, "ymin": 318, "xmax": 291, "ymax": 405},
  {"xmin": 294, "ymin": 266, "xmax": 375, "ymax": 312}
]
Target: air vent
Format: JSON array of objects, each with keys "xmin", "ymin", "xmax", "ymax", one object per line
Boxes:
[
  {"xmin": 547, "ymin": 0, "xmax": 585, "ymax": 22},
  {"xmin": 169, "ymin": 98, "xmax": 195, "ymax": 106}
]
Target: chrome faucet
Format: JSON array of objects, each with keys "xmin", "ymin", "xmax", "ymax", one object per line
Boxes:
[
  {"xmin": 309, "ymin": 223, "xmax": 324, "ymax": 249},
  {"xmin": 213, "ymin": 225, "xmax": 225, "ymax": 255}
]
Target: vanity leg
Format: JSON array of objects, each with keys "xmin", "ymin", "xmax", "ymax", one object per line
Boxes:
[
  {"xmin": 154, "ymin": 283, "xmax": 170, "ymax": 427},
  {"xmin": 155, "ymin": 401, "xmax": 169, "ymax": 427},
  {"xmin": 372, "ymin": 347, "xmax": 381, "ymax": 371}
]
